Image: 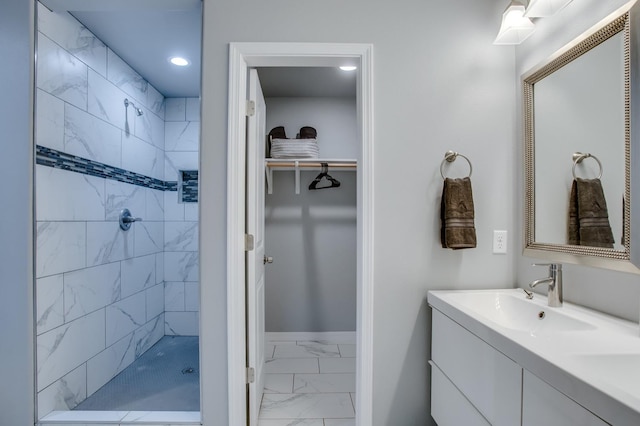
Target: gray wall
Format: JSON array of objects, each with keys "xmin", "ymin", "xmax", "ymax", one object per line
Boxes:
[
  {"xmin": 515, "ymin": 0, "xmax": 640, "ymax": 322},
  {"xmin": 0, "ymin": 0, "xmax": 35, "ymax": 424},
  {"xmin": 201, "ymin": 0, "xmax": 517, "ymax": 424},
  {"xmin": 264, "ymin": 97, "xmax": 357, "ymax": 333},
  {"xmin": 265, "ymin": 171, "xmax": 357, "ymax": 332}
]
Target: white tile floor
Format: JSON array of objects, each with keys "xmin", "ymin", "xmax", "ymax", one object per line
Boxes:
[{"xmin": 259, "ymin": 338, "xmax": 356, "ymax": 426}]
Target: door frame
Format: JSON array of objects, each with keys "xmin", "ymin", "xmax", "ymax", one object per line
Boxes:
[{"xmin": 225, "ymin": 42, "xmax": 374, "ymax": 425}]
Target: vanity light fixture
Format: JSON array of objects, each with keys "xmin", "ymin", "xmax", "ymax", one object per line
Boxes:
[
  {"xmin": 339, "ymin": 65, "xmax": 357, "ymax": 71},
  {"xmin": 169, "ymin": 56, "xmax": 190, "ymax": 66},
  {"xmin": 494, "ymin": 0, "xmax": 536, "ymax": 45},
  {"xmin": 525, "ymin": 0, "xmax": 573, "ymax": 17}
]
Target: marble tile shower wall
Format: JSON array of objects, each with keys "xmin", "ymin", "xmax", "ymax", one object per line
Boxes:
[
  {"xmin": 34, "ymin": 3, "xmax": 199, "ymax": 417},
  {"xmin": 164, "ymin": 98, "xmax": 200, "ymax": 336}
]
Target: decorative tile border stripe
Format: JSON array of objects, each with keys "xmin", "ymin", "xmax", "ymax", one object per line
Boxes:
[
  {"xmin": 36, "ymin": 145, "xmax": 184, "ymax": 193},
  {"xmin": 180, "ymin": 170, "xmax": 199, "ymax": 203}
]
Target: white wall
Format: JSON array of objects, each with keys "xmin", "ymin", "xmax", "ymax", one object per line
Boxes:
[
  {"xmin": 201, "ymin": 0, "xmax": 516, "ymax": 423},
  {"xmin": 515, "ymin": 0, "xmax": 640, "ymax": 322},
  {"xmin": 264, "ymin": 97, "xmax": 357, "ymax": 332},
  {"xmin": 0, "ymin": 0, "xmax": 34, "ymax": 424}
]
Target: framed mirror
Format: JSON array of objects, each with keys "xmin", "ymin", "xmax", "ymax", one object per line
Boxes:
[{"xmin": 523, "ymin": 3, "xmax": 639, "ymax": 273}]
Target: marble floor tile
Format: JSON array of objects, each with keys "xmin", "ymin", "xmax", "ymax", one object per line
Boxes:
[
  {"xmin": 39, "ymin": 410, "xmax": 128, "ymax": 422},
  {"xmin": 264, "ymin": 374, "xmax": 294, "ymax": 394},
  {"xmin": 258, "ymin": 419, "xmax": 323, "ymax": 426},
  {"xmin": 120, "ymin": 411, "xmax": 201, "ymax": 422},
  {"xmin": 338, "ymin": 344, "xmax": 356, "ymax": 358},
  {"xmin": 318, "ymin": 358, "xmax": 356, "ymax": 374},
  {"xmin": 265, "ymin": 358, "xmax": 319, "ymax": 374},
  {"xmin": 267, "ymin": 340, "xmax": 299, "ymax": 345},
  {"xmin": 273, "ymin": 343, "xmax": 340, "ymax": 358},
  {"xmin": 324, "ymin": 419, "xmax": 356, "ymax": 426},
  {"xmin": 259, "ymin": 393, "xmax": 354, "ymax": 419},
  {"xmin": 259, "ymin": 335, "xmax": 358, "ymax": 423},
  {"xmin": 293, "ymin": 373, "xmax": 355, "ymax": 394}
]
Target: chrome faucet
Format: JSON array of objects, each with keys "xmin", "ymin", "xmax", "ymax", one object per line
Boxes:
[{"xmin": 529, "ymin": 263, "xmax": 563, "ymax": 307}]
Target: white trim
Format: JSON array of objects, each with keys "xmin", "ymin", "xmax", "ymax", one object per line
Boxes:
[
  {"xmin": 356, "ymin": 42, "xmax": 375, "ymax": 426},
  {"xmin": 265, "ymin": 331, "xmax": 357, "ymax": 344},
  {"xmin": 226, "ymin": 45, "xmax": 249, "ymax": 426},
  {"xmin": 226, "ymin": 42, "xmax": 374, "ymax": 426}
]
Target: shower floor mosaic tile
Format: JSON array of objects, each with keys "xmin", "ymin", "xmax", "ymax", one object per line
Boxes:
[
  {"xmin": 259, "ymin": 337, "xmax": 357, "ymax": 426},
  {"xmin": 73, "ymin": 336, "xmax": 199, "ymax": 411}
]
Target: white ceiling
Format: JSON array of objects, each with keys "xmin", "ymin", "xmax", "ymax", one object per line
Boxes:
[{"xmin": 40, "ymin": 0, "xmax": 356, "ymax": 99}]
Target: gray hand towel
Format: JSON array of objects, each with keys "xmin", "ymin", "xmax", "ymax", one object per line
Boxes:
[
  {"xmin": 441, "ymin": 177, "xmax": 477, "ymax": 249},
  {"xmin": 568, "ymin": 178, "xmax": 614, "ymax": 248}
]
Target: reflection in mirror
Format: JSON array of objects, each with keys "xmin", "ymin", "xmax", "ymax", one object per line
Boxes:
[
  {"xmin": 523, "ymin": 6, "xmax": 636, "ymax": 272},
  {"xmin": 533, "ymin": 31, "xmax": 625, "ymax": 249}
]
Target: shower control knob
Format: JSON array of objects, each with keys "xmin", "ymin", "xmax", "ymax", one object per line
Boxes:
[
  {"xmin": 119, "ymin": 208, "xmax": 143, "ymax": 231},
  {"xmin": 263, "ymin": 255, "xmax": 274, "ymax": 265}
]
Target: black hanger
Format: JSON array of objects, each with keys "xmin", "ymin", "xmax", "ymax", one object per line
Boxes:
[{"xmin": 309, "ymin": 163, "xmax": 341, "ymax": 190}]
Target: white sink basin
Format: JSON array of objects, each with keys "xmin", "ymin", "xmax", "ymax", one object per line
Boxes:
[{"xmin": 444, "ymin": 291, "xmax": 596, "ymax": 335}]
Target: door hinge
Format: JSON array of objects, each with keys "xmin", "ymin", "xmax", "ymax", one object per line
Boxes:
[
  {"xmin": 245, "ymin": 234, "xmax": 255, "ymax": 251},
  {"xmin": 246, "ymin": 367, "xmax": 255, "ymax": 384},
  {"xmin": 246, "ymin": 100, "xmax": 255, "ymax": 117}
]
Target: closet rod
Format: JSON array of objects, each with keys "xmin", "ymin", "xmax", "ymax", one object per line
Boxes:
[{"xmin": 264, "ymin": 159, "xmax": 357, "ymax": 195}]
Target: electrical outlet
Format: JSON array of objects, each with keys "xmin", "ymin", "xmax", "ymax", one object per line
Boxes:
[{"xmin": 493, "ymin": 230, "xmax": 507, "ymax": 254}]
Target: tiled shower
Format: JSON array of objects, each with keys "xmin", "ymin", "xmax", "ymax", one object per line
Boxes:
[{"xmin": 34, "ymin": 3, "xmax": 199, "ymax": 418}]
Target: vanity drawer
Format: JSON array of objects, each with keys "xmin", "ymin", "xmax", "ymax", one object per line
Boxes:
[
  {"xmin": 431, "ymin": 309, "xmax": 522, "ymax": 426},
  {"xmin": 430, "ymin": 361, "xmax": 490, "ymax": 426},
  {"xmin": 522, "ymin": 370, "xmax": 610, "ymax": 426}
]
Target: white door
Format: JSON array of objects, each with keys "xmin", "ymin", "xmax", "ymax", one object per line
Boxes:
[{"xmin": 246, "ymin": 68, "xmax": 267, "ymax": 426}]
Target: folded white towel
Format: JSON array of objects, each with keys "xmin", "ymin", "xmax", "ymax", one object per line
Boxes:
[
  {"xmin": 271, "ymin": 138, "xmax": 317, "ymax": 144},
  {"xmin": 270, "ymin": 138, "xmax": 319, "ymax": 158}
]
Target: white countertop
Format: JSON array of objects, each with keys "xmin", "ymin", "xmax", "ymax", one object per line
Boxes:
[{"xmin": 428, "ymin": 289, "xmax": 640, "ymax": 425}]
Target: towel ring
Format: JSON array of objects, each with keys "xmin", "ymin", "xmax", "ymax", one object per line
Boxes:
[
  {"xmin": 572, "ymin": 152, "xmax": 603, "ymax": 180},
  {"xmin": 440, "ymin": 150, "xmax": 472, "ymax": 180}
]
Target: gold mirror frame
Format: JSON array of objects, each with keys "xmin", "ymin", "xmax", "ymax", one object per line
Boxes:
[{"xmin": 523, "ymin": 6, "xmax": 638, "ymax": 273}]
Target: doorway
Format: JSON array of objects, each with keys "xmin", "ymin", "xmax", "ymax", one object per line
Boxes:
[
  {"xmin": 222, "ymin": 43, "xmax": 374, "ymax": 426},
  {"xmin": 257, "ymin": 66, "xmax": 359, "ymax": 422}
]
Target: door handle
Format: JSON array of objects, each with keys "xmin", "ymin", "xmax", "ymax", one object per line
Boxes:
[{"xmin": 263, "ymin": 255, "xmax": 273, "ymax": 265}]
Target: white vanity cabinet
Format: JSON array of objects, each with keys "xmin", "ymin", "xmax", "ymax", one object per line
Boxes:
[
  {"xmin": 522, "ymin": 371, "xmax": 609, "ymax": 426},
  {"xmin": 431, "ymin": 310, "xmax": 521, "ymax": 426},
  {"xmin": 430, "ymin": 362, "xmax": 490, "ymax": 426},
  {"xmin": 430, "ymin": 309, "xmax": 611, "ymax": 426}
]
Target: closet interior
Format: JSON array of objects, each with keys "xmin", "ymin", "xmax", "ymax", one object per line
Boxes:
[{"xmin": 255, "ymin": 66, "xmax": 359, "ymax": 423}]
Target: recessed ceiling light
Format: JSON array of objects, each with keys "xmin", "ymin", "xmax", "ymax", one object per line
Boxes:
[
  {"xmin": 170, "ymin": 57, "xmax": 190, "ymax": 67},
  {"xmin": 339, "ymin": 66, "xmax": 357, "ymax": 71}
]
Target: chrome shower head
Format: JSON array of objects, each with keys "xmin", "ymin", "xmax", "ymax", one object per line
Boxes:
[{"xmin": 124, "ymin": 98, "xmax": 143, "ymax": 116}]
